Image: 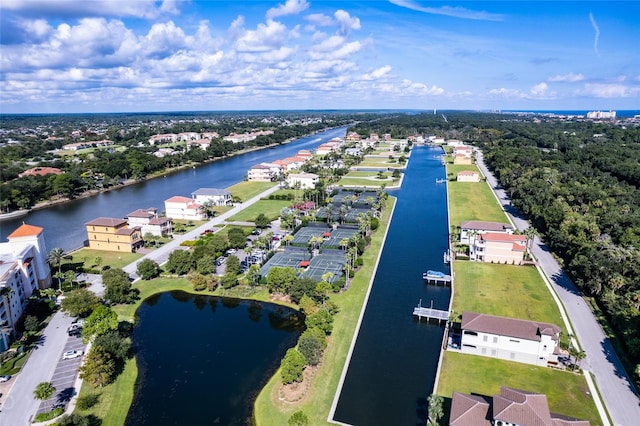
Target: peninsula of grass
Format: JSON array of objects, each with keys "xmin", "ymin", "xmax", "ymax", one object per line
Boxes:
[
  {"xmin": 253, "ymin": 198, "xmax": 396, "ymax": 425},
  {"xmin": 437, "ymin": 352, "xmax": 602, "ymax": 425},
  {"xmin": 446, "ymin": 165, "xmax": 507, "ymax": 225},
  {"xmin": 451, "ymin": 261, "xmax": 564, "ymax": 327}
]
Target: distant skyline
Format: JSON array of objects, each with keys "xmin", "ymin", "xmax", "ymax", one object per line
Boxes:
[{"xmin": 1, "ymin": 0, "xmax": 638, "ymax": 114}]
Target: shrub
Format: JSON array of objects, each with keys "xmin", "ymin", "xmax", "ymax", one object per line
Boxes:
[
  {"xmin": 76, "ymin": 393, "xmax": 100, "ymax": 410},
  {"xmin": 288, "ymin": 411, "xmax": 309, "ymax": 426},
  {"xmin": 305, "ymin": 309, "xmax": 333, "ymax": 335},
  {"xmin": 34, "ymin": 407, "xmax": 64, "ymax": 422},
  {"xmin": 298, "ymin": 328, "xmax": 327, "ymax": 366},
  {"xmin": 280, "ymin": 348, "xmax": 305, "ymax": 384}
]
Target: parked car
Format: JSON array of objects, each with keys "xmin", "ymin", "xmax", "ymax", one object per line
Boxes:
[
  {"xmin": 0, "ymin": 375, "xmax": 11, "ymax": 383},
  {"xmin": 68, "ymin": 323, "xmax": 82, "ymax": 332},
  {"xmin": 251, "ymin": 229, "xmax": 261, "ymax": 235},
  {"xmin": 215, "ymin": 257, "xmax": 227, "ymax": 266},
  {"xmin": 226, "ymin": 248, "xmax": 237, "ymax": 255},
  {"xmin": 68, "ymin": 328, "xmax": 82, "ymax": 337},
  {"xmin": 62, "ymin": 350, "xmax": 83, "ymax": 360}
]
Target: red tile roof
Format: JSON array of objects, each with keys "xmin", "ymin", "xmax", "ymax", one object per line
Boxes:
[
  {"xmin": 479, "ymin": 232, "xmax": 526, "ymax": 243},
  {"xmin": 7, "ymin": 224, "xmax": 43, "ymax": 238},
  {"xmin": 165, "ymin": 196, "xmax": 193, "ymax": 203}
]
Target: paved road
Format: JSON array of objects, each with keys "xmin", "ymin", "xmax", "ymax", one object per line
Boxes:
[{"xmin": 475, "ymin": 150, "xmax": 640, "ymax": 426}]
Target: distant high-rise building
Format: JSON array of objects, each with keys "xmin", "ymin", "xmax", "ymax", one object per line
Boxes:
[{"xmin": 587, "ymin": 110, "xmax": 616, "ymax": 119}]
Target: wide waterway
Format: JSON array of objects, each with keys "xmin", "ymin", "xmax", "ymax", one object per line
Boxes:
[
  {"xmin": 0, "ymin": 126, "xmax": 349, "ymax": 251},
  {"xmin": 333, "ymin": 145, "xmax": 451, "ymax": 425}
]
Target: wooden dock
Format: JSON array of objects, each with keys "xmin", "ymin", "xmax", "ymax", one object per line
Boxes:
[{"xmin": 412, "ymin": 300, "xmax": 449, "ymax": 324}]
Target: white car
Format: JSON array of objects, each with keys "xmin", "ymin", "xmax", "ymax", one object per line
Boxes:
[{"xmin": 62, "ymin": 350, "xmax": 83, "ymax": 360}]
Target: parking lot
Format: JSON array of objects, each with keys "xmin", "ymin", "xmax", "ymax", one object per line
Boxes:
[{"xmin": 36, "ymin": 331, "xmax": 87, "ymax": 414}]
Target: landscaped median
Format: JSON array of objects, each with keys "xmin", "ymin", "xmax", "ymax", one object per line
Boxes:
[{"xmin": 253, "ymin": 198, "xmax": 396, "ymax": 425}]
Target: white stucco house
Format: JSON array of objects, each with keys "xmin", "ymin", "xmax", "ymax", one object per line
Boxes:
[
  {"xmin": 126, "ymin": 208, "xmax": 172, "ymax": 237},
  {"xmin": 459, "ymin": 221, "xmax": 514, "ymax": 245},
  {"xmin": 460, "ymin": 312, "xmax": 561, "ymax": 367},
  {"xmin": 456, "ymin": 170, "xmax": 480, "ymax": 182},
  {"xmin": 247, "ymin": 163, "xmax": 282, "ymax": 181},
  {"xmin": 286, "ymin": 172, "xmax": 319, "ymax": 189},
  {"xmin": 164, "ymin": 196, "xmax": 205, "ymax": 221},
  {"xmin": 470, "ymin": 232, "xmax": 527, "ymax": 264},
  {"xmin": 191, "ymin": 188, "xmax": 232, "ymax": 206}
]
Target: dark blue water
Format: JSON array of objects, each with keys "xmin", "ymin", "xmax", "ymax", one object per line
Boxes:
[
  {"xmin": 333, "ymin": 146, "xmax": 450, "ymax": 426},
  {"xmin": 125, "ymin": 291, "xmax": 304, "ymax": 425},
  {"xmin": 0, "ymin": 127, "xmax": 348, "ymax": 251}
]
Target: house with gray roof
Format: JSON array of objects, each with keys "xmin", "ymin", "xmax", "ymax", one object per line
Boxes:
[
  {"xmin": 191, "ymin": 188, "xmax": 232, "ymax": 206},
  {"xmin": 459, "ymin": 220, "xmax": 514, "ymax": 244}
]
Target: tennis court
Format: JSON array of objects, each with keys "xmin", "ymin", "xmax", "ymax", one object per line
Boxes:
[
  {"xmin": 291, "ymin": 226, "xmax": 330, "ymax": 245},
  {"xmin": 260, "ymin": 248, "xmax": 346, "ymax": 283},
  {"xmin": 322, "ymin": 227, "xmax": 359, "ymax": 248},
  {"xmin": 259, "ymin": 250, "xmax": 309, "ymax": 276},
  {"xmin": 304, "ymin": 252, "xmax": 346, "ymax": 282}
]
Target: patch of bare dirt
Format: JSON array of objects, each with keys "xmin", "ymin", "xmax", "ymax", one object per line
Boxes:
[{"xmin": 269, "ymin": 293, "xmax": 293, "ymax": 304}]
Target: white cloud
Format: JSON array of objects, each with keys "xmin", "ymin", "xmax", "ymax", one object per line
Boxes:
[
  {"xmin": 582, "ymin": 83, "xmax": 639, "ymax": 98},
  {"xmin": 589, "ymin": 12, "xmax": 600, "ymax": 56},
  {"xmin": 389, "ymin": 0, "xmax": 504, "ymax": 21},
  {"xmin": 548, "ymin": 72, "xmax": 585, "ymax": 83},
  {"xmin": 530, "ymin": 82, "xmax": 548, "ymax": 96},
  {"xmin": 0, "ymin": 0, "xmax": 180, "ymax": 19},
  {"xmin": 236, "ymin": 19, "xmax": 287, "ymax": 52},
  {"xmin": 362, "ymin": 65, "xmax": 392, "ymax": 80},
  {"xmin": 305, "ymin": 13, "xmax": 334, "ymax": 27},
  {"xmin": 334, "ymin": 10, "xmax": 361, "ymax": 35},
  {"xmin": 266, "ymin": 0, "xmax": 309, "ymax": 20}
]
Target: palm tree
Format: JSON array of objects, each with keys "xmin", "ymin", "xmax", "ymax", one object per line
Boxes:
[
  {"xmin": 339, "ymin": 238, "xmax": 350, "ymax": 251},
  {"xmin": 34, "ymin": 381, "xmax": 56, "ymax": 412},
  {"xmin": 47, "ymin": 248, "xmax": 65, "ymax": 284}
]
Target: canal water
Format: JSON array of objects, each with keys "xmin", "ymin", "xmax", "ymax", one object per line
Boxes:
[
  {"xmin": 333, "ymin": 145, "xmax": 451, "ymax": 426},
  {"xmin": 125, "ymin": 291, "xmax": 304, "ymax": 425},
  {"xmin": 0, "ymin": 126, "xmax": 348, "ymax": 251}
]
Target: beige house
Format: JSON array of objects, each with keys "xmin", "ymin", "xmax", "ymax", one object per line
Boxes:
[
  {"xmin": 456, "ymin": 170, "xmax": 480, "ymax": 182},
  {"xmin": 453, "ymin": 154, "xmax": 473, "ymax": 165},
  {"xmin": 459, "ymin": 221, "xmax": 514, "ymax": 245},
  {"xmin": 450, "ymin": 387, "xmax": 589, "ymax": 426},
  {"xmin": 247, "ymin": 163, "xmax": 281, "ymax": 181},
  {"xmin": 86, "ymin": 217, "xmax": 143, "ymax": 253},
  {"xmin": 470, "ymin": 232, "xmax": 526, "ymax": 264},
  {"xmin": 460, "ymin": 312, "xmax": 561, "ymax": 367},
  {"xmin": 287, "ymin": 172, "xmax": 319, "ymax": 189}
]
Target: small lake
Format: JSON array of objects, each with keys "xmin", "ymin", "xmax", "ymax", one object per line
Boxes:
[{"xmin": 125, "ymin": 291, "xmax": 304, "ymax": 425}]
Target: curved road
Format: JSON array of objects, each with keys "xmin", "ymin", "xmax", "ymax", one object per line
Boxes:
[{"xmin": 475, "ymin": 150, "xmax": 640, "ymax": 426}]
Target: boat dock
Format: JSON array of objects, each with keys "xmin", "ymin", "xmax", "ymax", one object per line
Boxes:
[
  {"xmin": 412, "ymin": 300, "xmax": 449, "ymax": 324},
  {"xmin": 422, "ymin": 273, "xmax": 452, "ymax": 286}
]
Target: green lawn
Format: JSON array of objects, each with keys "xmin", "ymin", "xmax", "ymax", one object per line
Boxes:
[
  {"xmin": 228, "ymin": 199, "xmax": 293, "ymax": 222},
  {"xmin": 358, "ymin": 158, "xmax": 404, "ymax": 168},
  {"xmin": 253, "ymin": 198, "xmax": 396, "ymax": 425},
  {"xmin": 437, "ymin": 352, "xmax": 602, "ymax": 425},
  {"xmin": 451, "ymin": 261, "xmax": 564, "ymax": 327},
  {"xmin": 66, "ymin": 249, "xmax": 142, "ymax": 270},
  {"xmin": 446, "ymin": 165, "xmax": 507, "ymax": 226},
  {"xmin": 227, "ymin": 181, "xmax": 277, "ymax": 201}
]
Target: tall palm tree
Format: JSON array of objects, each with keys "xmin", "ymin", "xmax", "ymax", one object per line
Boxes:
[{"xmin": 47, "ymin": 248, "xmax": 65, "ymax": 284}]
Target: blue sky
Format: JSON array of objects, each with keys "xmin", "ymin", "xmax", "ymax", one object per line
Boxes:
[{"xmin": 1, "ymin": 0, "xmax": 638, "ymax": 113}]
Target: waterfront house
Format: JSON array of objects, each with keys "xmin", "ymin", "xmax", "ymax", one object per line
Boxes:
[
  {"xmin": 470, "ymin": 232, "xmax": 526, "ymax": 264},
  {"xmin": 126, "ymin": 208, "xmax": 172, "ymax": 237},
  {"xmin": 453, "ymin": 154, "xmax": 473, "ymax": 165},
  {"xmin": 460, "ymin": 312, "xmax": 561, "ymax": 367},
  {"xmin": 456, "ymin": 170, "xmax": 480, "ymax": 182},
  {"xmin": 247, "ymin": 163, "xmax": 281, "ymax": 181},
  {"xmin": 164, "ymin": 196, "xmax": 206, "ymax": 221},
  {"xmin": 191, "ymin": 188, "xmax": 232, "ymax": 206},
  {"xmin": 0, "ymin": 224, "xmax": 53, "ymax": 351},
  {"xmin": 452, "ymin": 146, "xmax": 473, "ymax": 158},
  {"xmin": 86, "ymin": 217, "xmax": 143, "ymax": 253},
  {"xmin": 287, "ymin": 172, "xmax": 319, "ymax": 189},
  {"xmin": 450, "ymin": 386, "xmax": 589, "ymax": 426},
  {"xmin": 148, "ymin": 134, "xmax": 178, "ymax": 145},
  {"xmin": 459, "ymin": 221, "xmax": 514, "ymax": 245}
]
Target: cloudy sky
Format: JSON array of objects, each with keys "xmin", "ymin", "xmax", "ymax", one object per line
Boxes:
[{"xmin": 1, "ymin": 0, "xmax": 638, "ymax": 113}]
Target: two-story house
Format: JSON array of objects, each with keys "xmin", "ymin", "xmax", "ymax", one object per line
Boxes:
[
  {"xmin": 459, "ymin": 221, "xmax": 514, "ymax": 245},
  {"xmin": 470, "ymin": 232, "xmax": 526, "ymax": 264},
  {"xmin": 191, "ymin": 188, "xmax": 232, "ymax": 206},
  {"xmin": 85, "ymin": 217, "xmax": 144, "ymax": 253},
  {"xmin": 456, "ymin": 170, "xmax": 480, "ymax": 182},
  {"xmin": 287, "ymin": 172, "xmax": 319, "ymax": 189},
  {"xmin": 460, "ymin": 311, "xmax": 561, "ymax": 367},
  {"xmin": 164, "ymin": 196, "xmax": 206, "ymax": 221},
  {"xmin": 126, "ymin": 208, "xmax": 172, "ymax": 237}
]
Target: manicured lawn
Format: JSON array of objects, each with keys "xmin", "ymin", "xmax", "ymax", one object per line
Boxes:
[
  {"xmin": 437, "ymin": 352, "xmax": 602, "ymax": 425},
  {"xmin": 227, "ymin": 181, "xmax": 277, "ymax": 201},
  {"xmin": 451, "ymin": 261, "xmax": 564, "ymax": 327},
  {"xmin": 229, "ymin": 199, "xmax": 293, "ymax": 222},
  {"xmin": 358, "ymin": 158, "xmax": 403, "ymax": 168},
  {"xmin": 446, "ymin": 166, "xmax": 507, "ymax": 226},
  {"xmin": 66, "ymin": 249, "xmax": 142, "ymax": 270},
  {"xmin": 75, "ymin": 358, "xmax": 138, "ymax": 426},
  {"xmin": 254, "ymin": 198, "xmax": 396, "ymax": 425}
]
